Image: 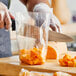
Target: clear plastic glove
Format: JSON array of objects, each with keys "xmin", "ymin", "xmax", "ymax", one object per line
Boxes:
[
  {"xmin": 50, "ymin": 15, "xmax": 62, "ymax": 33},
  {"xmin": 33, "ymin": 3, "xmax": 62, "ymax": 33},
  {"xmin": 0, "ymin": 2, "xmax": 11, "ymax": 29}
]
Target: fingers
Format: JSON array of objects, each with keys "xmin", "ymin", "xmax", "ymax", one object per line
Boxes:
[
  {"xmin": 50, "ymin": 24, "xmax": 62, "ymax": 33},
  {"xmin": 50, "ymin": 23, "xmax": 59, "ymax": 32},
  {"xmin": 56, "ymin": 24, "xmax": 60, "ymax": 32},
  {"xmin": 4, "ymin": 10, "xmax": 12, "ymax": 29},
  {"xmin": 0, "ymin": 2, "xmax": 11, "ymax": 30},
  {"xmin": 56, "ymin": 24, "xmax": 62, "ymax": 33},
  {"xmin": 51, "ymin": 15, "xmax": 62, "ymax": 33},
  {"xmin": 0, "ymin": 13, "xmax": 4, "ymax": 29},
  {"xmin": 0, "ymin": 10, "xmax": 11, "ymax": 30},
  {"xmin": 50, "ymin": 24, "xmax": 57, "ymax": 31}
]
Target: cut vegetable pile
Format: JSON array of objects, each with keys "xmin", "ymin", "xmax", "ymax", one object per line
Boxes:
[
  {"xmin": 20, "ymin": 42, "xmax": 68, "ymax": 65},
  {"xmin": 20, "ymin": 47, "xmax": 46, "ymax": 65},
  {"xmin": 59, "ymin": 54, "xmax": 76, "ymax": 67}
]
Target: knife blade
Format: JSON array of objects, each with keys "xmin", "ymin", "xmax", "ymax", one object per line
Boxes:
[
  {"xmin": 22, "ymin": 25, "xmax": 73, "ymax": 42},
  {"xmin": 0, "ymin": 28, "xmax": 12, "ymax": 58},
  {"xmin": 48, "ymin": 30, "xmax": 73, "ymax": 42}
]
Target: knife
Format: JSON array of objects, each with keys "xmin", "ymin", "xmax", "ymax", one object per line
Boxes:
[
  {"xmin": 48, "ymin": 30, "xmax": 73, "ymax": 42},
  {"xmin": 0, "ymin": 11, "xmax": 12, "ymax": 58},
  {"xmin": 22, "ymin": 25, "xmax": 73, "ymax": 42},
  {"xmin": 0, "ymin": 29, "xmax": 12, "ymax": 58}
]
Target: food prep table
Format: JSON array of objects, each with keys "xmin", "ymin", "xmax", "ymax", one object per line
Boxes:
[{"xmin": 0, "ymin": 51, "xmax": 76, "ymax": 76}]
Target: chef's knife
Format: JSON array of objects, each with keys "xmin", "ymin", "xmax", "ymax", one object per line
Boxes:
[
  {"xmin": 48, "ymin": 30, "xmax": 73, "ymax": 42},
  {"xmin": 22, "ymin": 25, "xmax": 73, "ymax": 42}
]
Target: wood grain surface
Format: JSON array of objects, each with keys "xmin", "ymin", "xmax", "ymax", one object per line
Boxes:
[{"xmin": 0, "ymin": 51, "xmax": 76, "ymax": 76}]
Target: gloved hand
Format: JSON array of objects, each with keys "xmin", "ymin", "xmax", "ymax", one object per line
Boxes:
[
  {"xmin": 33, "ymin": 3, "xmax": 62, "ymax": 33},
  {"xmin": 0, "ymin": 2, "xmax": 11, "ymax": 29}
]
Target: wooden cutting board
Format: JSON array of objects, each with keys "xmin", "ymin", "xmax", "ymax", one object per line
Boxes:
[{"xmin": 0, "ymin": 51, "xmax": 76, "ymax": 76}]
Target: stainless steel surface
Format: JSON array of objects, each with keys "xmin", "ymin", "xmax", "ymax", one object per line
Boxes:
[{"xmin": 0, "ymin": 29, "xmax": 12, "ymax": 58}]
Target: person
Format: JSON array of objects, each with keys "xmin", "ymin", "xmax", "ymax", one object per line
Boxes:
[
  {"xmin": 20, "ymin": 0, "xmax": 62, "ymax": 32},
  {"xmin": 0, "ymin": 0, "xmax": 14, "ymax": 58},
  {"xmin": 0, "ymin": 0, "xmax": 61, "ymax": 58}
]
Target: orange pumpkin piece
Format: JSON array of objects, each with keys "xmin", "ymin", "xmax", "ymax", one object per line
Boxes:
[
  {"xmin": 46, "ymin": 46, "xmax": 57, "ymax": 59},
  {"xmin": 59, "ymin": 59, "xmax": 67, "ymax": 66},
  {"xmin": 67, "ymin": 61, "xmax": 74, "ymax": 67},
  {"xmin": 53, "ymin": 72, "xmax": 71, "ymax": 76},
  {"xmin": 71, "ymin": 58, "xmax": 76, "ymax": 67},
  {"xmin": 63, "ymin": 54, "xmax": 72, "ymax": 65},
  {"xmin": 74, "ymin": 60, "xmax": 76, "ymax": 67},
  {"xmin": 59, "ymin": 54, "xmax": 76, "ymax": 67},
  {"xmin": 53, "ymin": 72, "xmax": 57, "ymax": 76},
  {"xmin": 74, "ymin": 56, "xmax": 76, "ymax": 59},
  {"xmin": 63, "ymin": 54, "xmax": 72, "ymax": 61},
  {"xmin": 46, "ymin": 42, "xmax": 67, "ymax": 59},
  {"xmin": 20, "ymin": 48, "xmax": 46, "ymax": 65}
]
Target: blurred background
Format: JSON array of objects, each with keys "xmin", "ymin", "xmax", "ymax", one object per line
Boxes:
[
  {"xmin": 9, "ymin": 0, "xmax": 76, "ymax": 13},
  {"xmin": 9, "ymin": 0, "xmax": 76, "ymax": 54},
  {"xmin": 9, "ymin": 0, "xmax": 76, "ymax": 23}
]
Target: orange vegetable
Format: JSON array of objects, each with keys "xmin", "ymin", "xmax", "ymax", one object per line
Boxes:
[
  {"xmin": 20, "ymin": 48, "xmax": 46, "ymax": 65},
  {"xmin": 59, "ymin": 54, "xmax": 76, "ymax": 67},
  {"xmin": 53, "ymin": 72, "xmax": 71, "ymax": 76},
  {"xmin": 63, "ymin": 54, "xmax": 72, "ymax": 66},
  {"xmin": 53, "ymin": 72, "xmax": 57, "ymax": 76},
  {"xmin": 46, "ymin": 46, "xmax": 57, "ymax": 59},
  {"xmin": 59, "ymin": 59, "xmax": 67, "ymax": 66},
  {"xmin": 74, "ymin": 56, "xmax": 76, "ymax": 59},
  {"xmin": 46, "ymin": 42, "xmax": 67, "ymax": 59},
  {"xmin": 63, "ymin": 54, "xmax": 72, "ymax": 61},
  {"xmin": 71, "ymin": 58, "xmax": 76, "ymax": 67}
]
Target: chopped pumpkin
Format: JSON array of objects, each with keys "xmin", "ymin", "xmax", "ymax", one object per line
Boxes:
[
  {"xmin": 74, "ymin": 56, "xmax": 76, "ymax": 59},
  {"xmin": 53, "ymin": 72, "xmax": 57, "ymax": 76},
  {"xmin": 59, "ymin": 59, "xmax": 67, "ymax": 66},
  {"xmin": 20, "ymin": 47, "xmax": 46, "ymax": 65},
  {"xmin": 59, "ymin": 54, "xmax": 76, "ymax": 67},
  {"xmin": 53, "ymin": 72, "xmax": 71, "ymax": 76}
]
